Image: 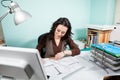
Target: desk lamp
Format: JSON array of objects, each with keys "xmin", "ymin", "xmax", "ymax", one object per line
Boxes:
[{"xmin": 0, "ymin": 0, "xmax": 32, "ymax": 25}]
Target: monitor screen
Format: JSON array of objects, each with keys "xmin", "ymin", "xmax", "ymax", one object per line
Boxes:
[{"xmin": 0, "ymin": 46, "xmax": 48, "ymax": 80}]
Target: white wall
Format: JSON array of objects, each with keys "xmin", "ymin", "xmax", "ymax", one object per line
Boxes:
[
  {"xmin": 110, "ymin": 0, "xmax": 120, "ymax": 41},
  {"xmin": 110, "ymin": 25, "xmax": 120, "ymax": 41},
  {"xmin": 114, "ymin": 0, "xmax": 120, "ymax": 24}
]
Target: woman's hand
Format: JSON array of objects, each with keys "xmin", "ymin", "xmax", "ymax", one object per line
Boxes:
[
  {"xmin": 54, "ymin": 52, "xmax": 65, "ymax": 60},
  {"xmin": 55, "ymin": 50, "xmax": 72, "ymax": 60}
]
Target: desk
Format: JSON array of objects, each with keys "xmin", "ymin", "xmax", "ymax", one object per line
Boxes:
[{"xmin": 44, "ymin": 51, "xmax": 120, "ymax": 80}]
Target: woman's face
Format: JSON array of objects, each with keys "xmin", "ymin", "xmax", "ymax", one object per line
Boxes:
[{"xmin": 54, "ymin": 24, "xmax": 68, "ymax": 39}]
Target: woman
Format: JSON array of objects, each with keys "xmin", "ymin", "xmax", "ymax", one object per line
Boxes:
[{"xmin": 36, "ymin": 17, "xmax": 80, "ymax": 60}]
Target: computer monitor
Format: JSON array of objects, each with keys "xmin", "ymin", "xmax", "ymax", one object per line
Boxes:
[{"xmin": 0, "ymin": 46, "xmax": 48, "ymax": 80}]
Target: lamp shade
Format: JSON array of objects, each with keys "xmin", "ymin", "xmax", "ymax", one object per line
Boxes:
[
  {"xmin": 10, "ymin": 2, "xmax": 32, "ymax": 25},
  {"xmin": 0, "ymin": 1, "xmax": 31, "ymax": 25},
  {"xmin": 14, "ymin": 8, "xmax": 32, "ymax": 25}
]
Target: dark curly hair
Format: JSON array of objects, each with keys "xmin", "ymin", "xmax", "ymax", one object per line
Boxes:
[{"xmin": 49, "ymin": 17, "xmax": 73, "ymax": 40}]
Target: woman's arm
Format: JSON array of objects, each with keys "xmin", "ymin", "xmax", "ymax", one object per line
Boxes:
[
  {"xmin": 65, "ymin": 38, "xmax": 80, "ymax": 56},
  {"xmin": 54, "ymin": 38, "xmax": 80, "ymax": 60}
]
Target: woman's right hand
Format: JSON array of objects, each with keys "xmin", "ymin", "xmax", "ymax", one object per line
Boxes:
[{"xmin": 54, "ymin": 52, "xmax": 65, "ymax": 60}]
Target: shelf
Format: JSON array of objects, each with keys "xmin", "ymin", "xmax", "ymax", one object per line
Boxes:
[
  {"xmin": 0, "ymin": 40, "xmax": 4, "ymax": 44},
  {"xmin": 87, "ymin": 28, "xmax": 112, "ymax": 46},
  {"xmin": 0, "ymin": 40, "xmax": 5, "ymax": 46}
]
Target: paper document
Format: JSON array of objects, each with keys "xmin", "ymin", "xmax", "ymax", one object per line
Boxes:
[{"xmin": 43, "ymin": 56, "xmax": 84, "ymax": 77}]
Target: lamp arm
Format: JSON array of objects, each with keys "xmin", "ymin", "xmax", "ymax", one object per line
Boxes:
[{"xmin": 0, "ymin": 10, "xmax": 10, "ymax": 22}]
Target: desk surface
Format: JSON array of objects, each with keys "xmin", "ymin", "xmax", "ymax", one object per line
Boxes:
[{"xmin": 45, "ymin": 51, "xmax": 120, "ymax": 80}]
